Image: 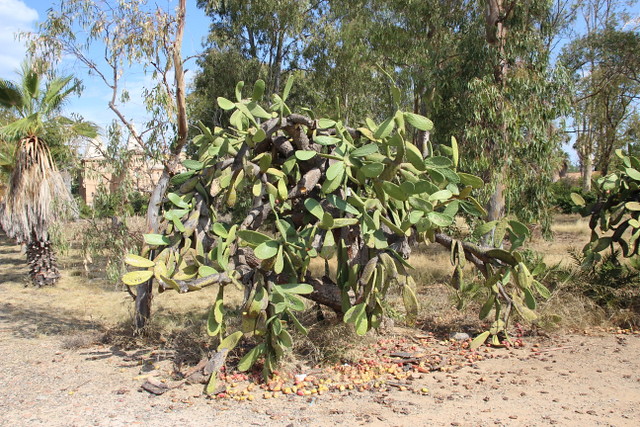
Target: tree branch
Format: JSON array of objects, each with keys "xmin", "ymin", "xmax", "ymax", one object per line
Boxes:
[
  {"xmin": 172, "ymin": 0, "xmax": 188, "ymax": 159},
  {"xmin": 434, "ymin": 233, "xmax": 492, "ymax": 277},
  {"xmin": 172, "ymin": 272, "xmax": 233, "ymax": 293},
  {"xmin": 304, "ymin": 274, "xmax": 344, "ymax": 313}
]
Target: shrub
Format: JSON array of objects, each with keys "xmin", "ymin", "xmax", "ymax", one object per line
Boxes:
[
  {"xmin": 82, "ymin": 216, "xmax": 145, "ymax": 286},
  {"xmin": 550, "ymin": 180, "xmax": 595, "ymax": 214},
  {"xmin": 567, "ymin": 249, "xmax": 640, "ymax": 326},
  {"xmin": 93, "ymin": 186, "xmax": 149, "ymax": 218}
]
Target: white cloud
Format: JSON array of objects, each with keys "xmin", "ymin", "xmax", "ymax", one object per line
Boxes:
[
  {"xmin": 0, "ymin": 0, "xmax": 38, "ymax": 79},
  {"xmin": 0, "ymin": 0, "xmax": 37, "ymax": 23}
]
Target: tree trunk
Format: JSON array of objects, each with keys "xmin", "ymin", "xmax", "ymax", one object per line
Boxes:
[
  {"xmin": 484, "ymin": 0, "xmax": 510, "ymax": 239},
  {"xmin": 26, "ymin": 232, "xmax": 60, "ymax": 287},
  {"xmin": 134, "ymin": 0, "xmax": 188, "ymax": 333},
  {"xmin": 486, "ymin": 179, "xmax": 505, "ymax": 222},
  {"xmin": 135, "ymin": 159, "xmax": 173, "ymax": 331},
  {"xmin": 599, "ymin": 125, "xmax": 616, "ymax": 176},
  {"xmin": 415, "ymin": 91, "xmax": 431, "ymax": 157},
  {"xmin": 582, "ymin": 154, "xmax": 592, "ymax": 192},
  {"xmin": 272, "ymin": 31, "xmax": 284, "ymax": 94},
  {"xmin": 483, "ymin": 177, "xmax": 506, "ymax": 246}
]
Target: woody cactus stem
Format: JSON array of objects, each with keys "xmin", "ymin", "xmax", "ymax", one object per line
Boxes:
[{"xmin": 26, "ymin": 232, "xmax": 60, "ymax": 287}]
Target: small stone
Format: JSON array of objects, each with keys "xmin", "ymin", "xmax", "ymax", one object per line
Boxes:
[{"xmin": 450, "ymin": 332, "xmax": 470, "ymax": 341}]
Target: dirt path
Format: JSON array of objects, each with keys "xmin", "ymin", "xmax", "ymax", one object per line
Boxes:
[
  {"xmin": 1, "ymin": 306, "xmax": 639, "ymax": 427},
  {"xmin": 1, "ymin": 232, "xmax": 640, "ymax": 426}
]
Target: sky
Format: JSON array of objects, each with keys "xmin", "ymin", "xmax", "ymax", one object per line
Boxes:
[{"xmin": 0, "ymin": 0, "xmax": 210, "ymax": 138}]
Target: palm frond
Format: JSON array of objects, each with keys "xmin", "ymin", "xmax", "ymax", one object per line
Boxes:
[
  {"xmin": 0, "ymin": 79, "xmax": 24, "ymax": 109},
  {"xmin": 0, "ymin": 151, "xmax": 14, "ymax": 181},
  {"xmin": 42, "ymin": 76, "xmax": 76, "ymax": 115},
  {"xmin": 71, "ymin": 120, "xmax": 99, "ymax": 138},
  {"xmin": 0, "ymin": 113, "xmax": 40, "ymax": 141},
  {"xmin": 0, "ymin": 151, "xmax": 13, "ymax": 167},
  {"xmin": 0, "ymin": 135, "xmax": 77, "ymax": 243},
  {"xmin": 20, "ymin": 63, "xmax": 40, "ymax": 104},
  {"xmin": 55, "ymin": 116, "xmax": 74, "ymax": 126}
]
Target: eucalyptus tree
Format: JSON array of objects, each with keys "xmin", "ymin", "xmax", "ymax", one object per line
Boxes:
[
  {"xmin": 308, "ymin": 0, "xmax": 573, "ymax": 229},
  {"xmin": 189, "ymin": 49, "xmax": 267, "ymax": 132},
  {"xmin": 562, "ymin": 27, "xmax": 640, "ymax": 183},
  {"xmin": 191, "ymin": 0, "xmax": 329, "ymax": 132},
  {"xmin": 455, "ymin": 0, "xmax": 571, "ymax": 229},
  {"xmin": 560, "ymin": 0, "xmax": 639, "ymax": 190},
  {"xmin": 30, "ymin": 0, "xmax": 189, "ymax": 329},
  {"xmin": 197, "ymin": 0, "xmax": 327, "ymax": 96},
  {"xmin": 0, "ymin": 61, "xmax": 96, "ymax": 286}
]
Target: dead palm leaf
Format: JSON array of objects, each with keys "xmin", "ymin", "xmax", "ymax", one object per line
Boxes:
[{"xmin": 0, "ymin": 134, "xmax": 77, "ymax": 242}]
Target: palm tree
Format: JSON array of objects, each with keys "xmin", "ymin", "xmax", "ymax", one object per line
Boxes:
[
  {"xmin": 0, "ymin": 61, "xmax": 97, "ymax": 286},
  {"xmin": 0, "ymin": 141, "xmax": 14, "ymax": 201},
  {"xmin": 0, "ymin": 109, "xmax": 16, "ymax": 199}
]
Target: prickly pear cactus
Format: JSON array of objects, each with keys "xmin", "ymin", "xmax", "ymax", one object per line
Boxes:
[
  {"xmin": 573, "ymin": 149, "xmax": 640, "ymax": 264},
  {"xmin": 123, "ymin": 78, "xmax": 547, "ymax": 381}
]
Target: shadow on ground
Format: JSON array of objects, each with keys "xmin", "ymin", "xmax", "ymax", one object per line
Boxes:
[
  {"xmin": 0, "ymin": 302, "xmax": 102, "ymax": 339},
  {"xmin": 0, "ymin": 233, "xmax": 27, "ymax": 284}
]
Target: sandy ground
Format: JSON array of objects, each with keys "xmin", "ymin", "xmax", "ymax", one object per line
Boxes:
[
  {"xmin": 1, "ymin": 223, "xmax": 640, "ymax": 426},
  {"xmin": 1, "ymin": 312, "xmax": 639, "ymax": 426}
]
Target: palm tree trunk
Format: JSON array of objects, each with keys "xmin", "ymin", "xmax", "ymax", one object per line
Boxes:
[{"xmin": 26, "ymin": 231, "xmax": 60, "ymax": 287}]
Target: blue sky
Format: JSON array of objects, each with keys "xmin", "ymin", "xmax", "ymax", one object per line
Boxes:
[{"xmin": 0, "ymin": 0, "xmax": 210, "ymax": 135}]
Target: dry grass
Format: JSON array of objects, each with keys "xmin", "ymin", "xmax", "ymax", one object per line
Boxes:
[
  {"xmin": 289, "ymin": 317, "xmax": 375, "ymax": 366},
  {"xmin": 549, "ymin": 215, "xmax": 590, "ymax": 235},
  {"xmin": 405, "ymin": 213, "xmax": 628, "ymax": 333},
  {"xmin": 60, "ymin": 331, "xmax": 104, "ymax": 350},
  {"xmin": 536, "ymin": 290, "xmax": 608, "ymax": 331},
  {"xmin": 527, "ymin": 214, "xmax": 591, "ymax": 268},
  {"xmin": 410, "ymin": 245, "xmax": 456, "ymax": 285}
]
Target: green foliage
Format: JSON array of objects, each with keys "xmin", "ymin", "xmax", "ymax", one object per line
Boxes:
[
  {"xmin": 123, "ymin": 80, "xmax": 546, "ymax": 378},
  {"xmin": 561, "ymin": 20, "xmax": 640, "ymax": 176},
  {"xmin": 0, "ymin": 109, "xmax": 16, "ymax": 196},
  {"xmin": 200, "ymin": 0, "xmax": 569, "ymax": 229},
  {"xmin": 570, "ymin": 149, "xmax": 640, "ymax": 324},
  {"xmin": 550, "ymin": 181, "xmax": 595, "ymax": 214},
  {"xmin": 92, "ymin": 187, "xmax": 149, "ymax": 218},
  {"xmin": 189, "ymin": 50, "xmax": 267, "ymax": 133},
  {"xmin": 573, "ymin": 150, "xmax": 640, "ymax": 264},
  {"xmin": 568, "ymin": 248, "xmax": 640, "ymax": 325},
  {"xmin": 83, "ymin": 217, "xmax": 144, "ymax": 286},
  {"xmin": 0, "ymin": 61, "xmax": 96, "ymax": 144},
  {"xmin": 130, "ymin": 191, "xmax": 150, "ymax": 216}
]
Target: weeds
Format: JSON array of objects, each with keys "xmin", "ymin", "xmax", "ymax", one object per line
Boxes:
[
  {"xmin": 81, "ymin": 216, "xmax": 145, "ymax": 286},
  {"xmin": 61, "ymin": 331, "xmax": 104, "ymax": 350},
  {"xmin": 565, "ymin": 248, "xmax": 640, "ymax": 327}
]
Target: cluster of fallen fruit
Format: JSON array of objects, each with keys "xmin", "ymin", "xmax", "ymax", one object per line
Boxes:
[{"xmin": 205, "ymin": 335, "xmax": 495, "ymax": 401}]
